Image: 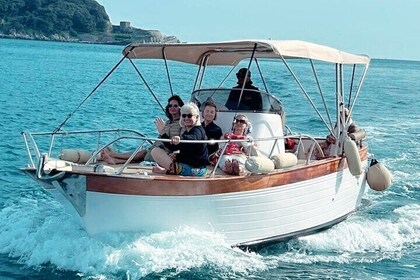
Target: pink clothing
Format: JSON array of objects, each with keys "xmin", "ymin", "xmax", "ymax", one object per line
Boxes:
[{"xmin": 223, "ymin": 132, "xmax": 246, "ymax": 155}]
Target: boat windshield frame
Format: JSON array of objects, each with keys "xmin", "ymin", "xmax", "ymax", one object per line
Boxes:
[{"xmin": 190, "ymin": 88, "xmax": 283, "ymax": 114}]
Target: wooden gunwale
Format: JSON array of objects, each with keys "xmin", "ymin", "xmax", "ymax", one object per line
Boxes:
[{"xmin": 86, "ymin": 146, "xmax": 367, "ymax": 196}]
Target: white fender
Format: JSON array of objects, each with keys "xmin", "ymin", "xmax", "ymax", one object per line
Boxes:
[
  {"xmin": 245, "ymin": 156, "xmax": 275, "ymax": 173},
  {"xmin": 59, "ymin": 149, "xmax": 93, "ymax": 164},
  {"xmin": 270, "ymin": 152, "xmax": 298, "ymax": 169},
  {"xmin": 367, "ymin": 159, "xmax": 392, "ymax": 191},
  {"xmin": 349, "ymin": 129, "xmax": 366, "ymax": 142},
  {"xmin": 344, "ymin": 138, "xmax": 363, "ymax": 176}
]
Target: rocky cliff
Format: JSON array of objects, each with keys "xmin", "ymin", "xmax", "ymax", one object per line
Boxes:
[{"xmin": 0, "ymin": 0, "xmax": 179, "ymax": 44}]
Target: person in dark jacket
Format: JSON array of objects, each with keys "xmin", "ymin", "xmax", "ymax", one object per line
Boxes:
[
  {"xmin": 225, "ymin": 68, "xmax": 263, "ymax": 111},
  {"xmin": 151, "ymin": 102, "xmax": 208, "ymax": 176},
  {"xmin": 201, "ymin": 101, "xmax": 223, "ymax": 157}
]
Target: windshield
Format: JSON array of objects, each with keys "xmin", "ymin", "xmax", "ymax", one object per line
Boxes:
[{"xmin": 191, "ymin": 88, "xmax": 283, "ymax": 114}]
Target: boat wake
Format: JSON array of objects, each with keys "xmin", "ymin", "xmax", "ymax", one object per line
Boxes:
[
  {"xmin": 0, "ymin": 196, "xmax": 268, "ymax": 278},
  {"xmin": 1, "ymin": 195, "xmax": 418, "ymax": 278},
  {"xmin": 262, "ymin": 203, "xmax": 420, "ymax": 265}
]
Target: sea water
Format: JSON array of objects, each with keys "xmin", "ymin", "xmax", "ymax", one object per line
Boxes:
[{"xmin": 0, "ymin": 38, "xmax": 419, "ymax": 279}]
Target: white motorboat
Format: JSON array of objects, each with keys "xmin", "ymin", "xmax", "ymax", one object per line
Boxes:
[{"xmin": 21, "ymin": 40, "xmax": 391, "ymax": 249}]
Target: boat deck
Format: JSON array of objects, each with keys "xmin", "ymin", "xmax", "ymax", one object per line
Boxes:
[{"xmin": 69, "ymin": 158, "xmax": 312, "ymax": 179}]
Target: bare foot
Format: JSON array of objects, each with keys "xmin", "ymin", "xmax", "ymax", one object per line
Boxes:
[
  {"xmin": 231, "ymin": 159, "xmax": 244, "ymax": 175},
  {"xmin": 152, "ymin": 165, "xmax": 167, "ymax": 174},
  {"xmin": 101, "ymin": 147, "xmax": 117, "ymax": 158},
  {"xmin": 100, "ymin": 150, "xmax": 116, "ymax": 165},
  {"xmin": 223, "ymin": 159, "xmax": 233, "ymax": 174}
]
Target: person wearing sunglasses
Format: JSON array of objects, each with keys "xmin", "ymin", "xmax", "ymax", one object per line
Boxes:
[
  {"xmin": 145, "ymin": 95, "xmax": 185, "ymax": 159},
  {"xmin": 217, "ymin": 114, "xmax": 254, "ymax": 175},
  {"xmin": 100, "ymin": 95, "xmax": 184, "ymax": 164},
  {"xmin": 151, "ymin": 102, "xmax": 208, "ymax": 176}
]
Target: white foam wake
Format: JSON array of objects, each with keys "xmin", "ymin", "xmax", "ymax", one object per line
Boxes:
[
  {"xmin": 0, "ymin": 197, "xmax": 267, "ymax": 278},
  {"xmin": 1, "ymin": 194, "xmax": 418, "ymax": 278},
  {"xmin": 271, "ymin": 203, "xmax": 420, "ymax": 264}
]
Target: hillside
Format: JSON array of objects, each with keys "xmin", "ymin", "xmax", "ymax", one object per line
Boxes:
[{"xmin": 0, "ymin": 0, "xmax": 179, "ymax": 44}]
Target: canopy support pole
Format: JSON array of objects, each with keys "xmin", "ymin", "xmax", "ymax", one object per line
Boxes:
[
  {"xmin": 348, "ymin": 64, "xmax": 356, "ymax": 109},
  {"xmin": 128, "ymin": 58, "xmax": 165, "ymax": 113},
  {"xmin": 235, "ymin": 43, "xmax": 257, "ymax": 111},
  {"xmin": 162, "ymin": 47, "xmax": 174, "ymax": 96},
  {"xmin": 255, "ymin": 58, "xmax": 269, "ymax": 93},
  {"xmin": 279, "ymin": 54, "xmax": 331, "ymax": 133},
  {"xmin": 310, "ymin": 59, "xmax": 334, "ymax": 131},
  {"xmin": 53, "ymin": 48, "xmax": 132, "ymax": 133}
]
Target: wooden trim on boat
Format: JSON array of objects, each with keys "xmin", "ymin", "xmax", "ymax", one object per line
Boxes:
[{"xmin": 86, "ymin": 146, "xmax": 368, "ymax": 196}]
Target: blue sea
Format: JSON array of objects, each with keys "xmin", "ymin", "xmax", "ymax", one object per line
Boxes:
[{"xmin": 0, "ymin": 38, "xmax": 419, "ymax": 279}]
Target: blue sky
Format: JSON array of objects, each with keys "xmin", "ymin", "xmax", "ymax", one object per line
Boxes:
[{"xmin": 97, "ymin": 0, "xmax": 420, "ymax": 61}]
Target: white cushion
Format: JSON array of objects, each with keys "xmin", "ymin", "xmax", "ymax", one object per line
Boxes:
[
  {"xmin": 245, "ymin": 156, "xmax": 275, "ymax": 173},
  {"xmin": 59, "ymin": 149, "xmax": 93, "ymax": 164},
  {"xmin": 271, "ymin": 152, "xmax": 298, "ymax": 169}
]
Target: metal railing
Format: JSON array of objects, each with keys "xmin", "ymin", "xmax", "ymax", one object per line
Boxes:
[
  {"xmin": 22, "ymin": 128, "xmax": 326, "ymax": 177},
  {"xmin": 21, "ymin": 129, "xmax": 151, "ymax": 168}
]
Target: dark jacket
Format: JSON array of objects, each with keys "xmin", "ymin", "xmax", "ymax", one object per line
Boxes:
[
  {"xmin": 202, "ymin": 121, "xmax": 223, "ymax": 156},
  {"xmin": 226, "ymin": 82, "xmax": 262, "ymax": 111},
  {"xmin": 164, "ymin": 125, "xmax": 208, "ymax": 168}
]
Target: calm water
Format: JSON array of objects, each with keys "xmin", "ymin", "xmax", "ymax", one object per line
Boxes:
[{"xmin": 0, "ymin": 39, "xmax": 419, "ymax": 279}]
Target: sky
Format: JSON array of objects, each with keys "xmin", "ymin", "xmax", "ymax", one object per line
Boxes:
[{"xmin": 96, "ymin": 0, "xmax": 420, "ymax": 61}]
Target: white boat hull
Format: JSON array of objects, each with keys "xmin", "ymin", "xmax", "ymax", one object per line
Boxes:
[{"xmin": 42, "ymin": 161, "xmax": 366, "ymax": 247}]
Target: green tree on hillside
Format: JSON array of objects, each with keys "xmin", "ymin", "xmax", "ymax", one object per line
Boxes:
[{"xmin": 0, "ymin": 0, "xmax": 110, "ymax": 36}]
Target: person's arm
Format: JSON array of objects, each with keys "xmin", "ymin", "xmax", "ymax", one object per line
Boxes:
[
  {"xmin": 257, "ymin": 94, "xmax": 263, "ymax": 111},
  {"xmin": 160, "ymin": 122, "xmax": 176, "ymax": 149},
  {"xmin": 155, "ymin": 117, "xmax": 167, "ymax": 136},
  {"xmin": 253, "ymin": 86, "xmax": 263, "ymax": 111},
  {"xmin": 160, "ymin": 133, "xmax": 170, "ymax": 139},
  {"xmin": 223, "ymin": 132, "xmax": 232, "ymax": 139},
  {"xmin": 226, "ymin": 88, "xmax": 239, "ymax": 109},
  {"xmin": 240, "ymin": 135, "xmax": 253, "ymax": 149},
  {"xmin": 216, "ymin": 127, "xmax": 223, "ymax": 140},
  {"xmin": 161, "ymin": 134, "xmax": 175, "ymax": 150}
]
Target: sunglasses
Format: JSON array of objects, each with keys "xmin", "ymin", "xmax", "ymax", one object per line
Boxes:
[
  {"xmin": 182, "ymin": 113, "xmax": 194, "ymax": 119},
  {"xmin": 168, "ymin": 104, "xmax": 179, "ymax": 108},
  {"xmin": 234, "ymin": 119, "xmax": 247, "ymax": 124}
]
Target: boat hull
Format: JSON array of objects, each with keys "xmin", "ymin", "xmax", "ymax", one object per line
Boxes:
[
  {"xmin": 24, "ymin": 151, "xmax": 368, "ymax": 248},
  {"xmin": 83, "ymin": 166, "xmax": 366, "ymax": 247}
]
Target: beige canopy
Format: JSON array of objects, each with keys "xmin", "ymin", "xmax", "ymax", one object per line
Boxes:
[{"xmin": 122, "ymin": 40, "xmax": 370, "ymax": 65}]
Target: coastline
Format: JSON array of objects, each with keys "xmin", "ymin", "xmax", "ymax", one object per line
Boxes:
[
  {"xmin": 0, "ymin": 33, "xmax": 130, "ymax": 46},
  {"xmin": 0, "ymin": 26, "xmax": 180, "ymax": 46}
]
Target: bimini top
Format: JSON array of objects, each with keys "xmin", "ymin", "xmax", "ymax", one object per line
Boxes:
[{"xmin": 122, "ymin": 40, "xmax": 370, "ymax": 66}]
